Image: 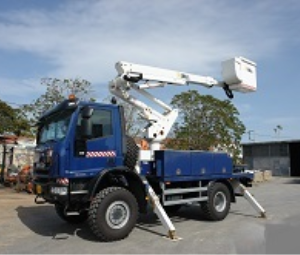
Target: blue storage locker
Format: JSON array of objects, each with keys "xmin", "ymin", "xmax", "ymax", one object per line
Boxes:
[
  {"xmin": 155, "ymin": 150, "xmax": 233, "ymax": 178},
  {"xmin": 190, "ymin": 151, "xmax": 215, "ymax": 176},
  {"xmin": 213, "ymin": 152, "xmax": 233, "ymax": 175},
  {"xmin": 155, "ymin": 150, "xmax": 191, "ymax": 177}
]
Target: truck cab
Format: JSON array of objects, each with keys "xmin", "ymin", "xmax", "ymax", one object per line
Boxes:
[{"xmin": 34, "ymin": 97, "xmax": 127, "ymax": 203}]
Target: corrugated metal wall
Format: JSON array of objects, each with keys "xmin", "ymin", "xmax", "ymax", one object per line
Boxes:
[
  {"xmin": 252, "ymin": 157, "xmax": 290, "ymax": 176},
  {"xmin": 243, "ymin": 142, "xmax": 291, "ymax": 176}
]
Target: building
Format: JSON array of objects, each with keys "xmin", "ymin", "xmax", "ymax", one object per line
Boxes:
[
  {"xmin": 1, "ymin": 135, "xmax": 36, "ymax": 181},
  {"xmin": 242, "ymin": 140, "xmax": 300, "ymax": 177}
]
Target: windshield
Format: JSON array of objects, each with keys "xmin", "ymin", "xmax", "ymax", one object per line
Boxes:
[{"xmin": 38, "ymin": 110, "xmax": 74, "ymax": 144}]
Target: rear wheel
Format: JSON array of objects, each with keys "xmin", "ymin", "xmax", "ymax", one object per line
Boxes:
[
  {"xmin": 88, "ymin": 187, "xmax": 138, "ymax": 241},
  {"xmin": 55, "ymin": 204, "xmax": 88, "ymax": 224},
  {"xmin": 202, "ymin": 182, "xmax": 231, "ymax": 221}
]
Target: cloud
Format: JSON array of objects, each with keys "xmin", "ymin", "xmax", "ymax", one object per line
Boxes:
[
  {"xmin": 0, "ymin": 77, "xmax": 43, "ymax": 104},
  {"xmin": 0, "ymin": 0, "xmax": 299, "ymax": 85},
  {"xmin": 0, "ymin": 0, "xmax": 300, "ymax": 109}
]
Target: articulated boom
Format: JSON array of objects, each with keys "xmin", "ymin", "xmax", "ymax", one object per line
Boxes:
[{"xmin": 109, "ymin": 57, "xmax": 257, "ymax": 151}]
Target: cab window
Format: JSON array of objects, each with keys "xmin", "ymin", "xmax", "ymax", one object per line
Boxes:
[{"xmin": 77, "ymin": 109, "xmax": 113, "ymax": 139}]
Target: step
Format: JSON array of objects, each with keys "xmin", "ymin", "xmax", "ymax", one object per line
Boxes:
[
  {"xmin": 164, "ymin": 187, "xmax": 207, "ymax": 195},
  {"xmin": 164, "ymin": 197, "xmax": 207, "ymax": 206}
]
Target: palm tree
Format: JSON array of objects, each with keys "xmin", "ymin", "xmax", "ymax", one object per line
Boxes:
[{"xmin": 274, "ymin": 125, "xmax": 283, "ymax": 137}]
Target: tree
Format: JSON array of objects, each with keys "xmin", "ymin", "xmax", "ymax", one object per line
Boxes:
[
  {"xmin": 21, "ymin": 78, "xmax": 93, "ymax": 124},
  {"xmin": 166, "ymin": 90, "xmax": 245, "ymax": 163},
  {"xmin": 0, "ymin": 99, "xmax": 31, "ymax": 136},
  {"xmin": 274, "ymin": 125, "xmax": 283, "ymax": 137}
]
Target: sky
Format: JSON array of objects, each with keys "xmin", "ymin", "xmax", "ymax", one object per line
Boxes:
[{"xmin": 0, "ymin": 0, "xmax": 300, "ymax": 143}]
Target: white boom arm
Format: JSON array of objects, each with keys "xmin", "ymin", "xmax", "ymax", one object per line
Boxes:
[
  {"xmin": 109, "ymin": 58, "xmax": 258, "ymax": 240},
  {"xmin": 109, "ymin": 57, "xmax": 256, "ymax": 152}
]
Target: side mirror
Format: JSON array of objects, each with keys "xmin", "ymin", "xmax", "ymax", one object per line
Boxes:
[
  {"xmin": 82, "ymin": 106, "xmax": 94, "ymax": 118},
  {"xmin": 81, "ymin": 106, "xmax": 94, "ymax": 139}
]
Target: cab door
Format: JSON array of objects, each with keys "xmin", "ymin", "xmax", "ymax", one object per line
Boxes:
[{"xmin": 68, "ymin": 106, "xmax": 121, "ymax": 177}]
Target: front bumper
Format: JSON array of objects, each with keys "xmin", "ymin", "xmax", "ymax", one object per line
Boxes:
[
  {"xmin": 34, "ymin": 180, "xmax": 69, "ymax": 204},
  {"xmin": 34, "ymin": 178, "xmax": 91, "ymax": 205}
]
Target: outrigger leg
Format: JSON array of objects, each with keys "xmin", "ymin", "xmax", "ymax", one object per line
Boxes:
[
  {"xmin": 141, "ymin": 176, "xmax": 180, "ymax": 240},
  {"xmin": 233, "ymin": 180, "xmax": 266, "ymax": 218}
]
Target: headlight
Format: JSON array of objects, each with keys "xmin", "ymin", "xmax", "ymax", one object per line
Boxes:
[{"xmin": 50, "ymin": 186, "xmax": 68, "ymax": 195}]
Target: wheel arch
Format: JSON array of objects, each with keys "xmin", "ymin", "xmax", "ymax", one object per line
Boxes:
[{"xmin": 89, "ymin": 167, "xmax": 147, "ymax": 213}]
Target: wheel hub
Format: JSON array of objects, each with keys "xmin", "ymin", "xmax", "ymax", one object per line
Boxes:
[
  {"xmin": 214, "ymin": 191, "xmax": 226, "ymax": 212},
  {"xmin": 106, "ymin": 201, "xmax": 130, "ymax": 229}
]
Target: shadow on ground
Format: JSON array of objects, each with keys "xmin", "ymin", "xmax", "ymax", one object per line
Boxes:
[
  {"xmin": 16, "ymin": 203, "xmax": 256, "ymax": 242},
  {"xmin": 16, "ymin": 205, "xmax": 99, "ymax": 242},
  {"xmin": 283, "ymin": 178, "xmax": 300, "ymax": 184},
  {"xmin": 16, "ymin": 204, "xmax": 212, "ymax": 241}
]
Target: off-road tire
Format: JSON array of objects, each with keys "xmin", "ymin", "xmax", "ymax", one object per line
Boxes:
[
  {"xmin": 124, "ymin": 136, "xmax": 139, "ymax": 170},
  {"xmin": 55, "ymin": 204, "xmax": 88, "ymax": 224},
  {"xmin": 88, "ymin": 187, "xmax": 138, "ymax": 242},
  {"xmin": 202, "ymin": 182, "xmax": 231, "ymax": 221}
]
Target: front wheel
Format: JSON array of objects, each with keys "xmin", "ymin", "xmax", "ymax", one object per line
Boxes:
[
  {"xmin": 201, "ymin": 182, "xmax": 231, "ymax": 221},
  {"xmin": 88, "ymin": 187, "xmax": 138, "ymax": 242}
]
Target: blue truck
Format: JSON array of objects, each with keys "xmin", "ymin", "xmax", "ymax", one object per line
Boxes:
[{"xmin": 33, "ymin": 58, "xmax": 265, "ymax": 241}]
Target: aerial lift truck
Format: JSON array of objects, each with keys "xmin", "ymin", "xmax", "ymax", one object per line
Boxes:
[{"xmin": 33, "ymin": 56, "xmax": 265, "ymax": 241}]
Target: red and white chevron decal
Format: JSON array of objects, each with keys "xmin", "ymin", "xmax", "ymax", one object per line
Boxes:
[
  {"xmin": 56, "ymin": 178, "xmax": 69, "ymax": 185},
  {"xmin": 86, "ymin": 151, "xmax": 116, "ymax": 158}
]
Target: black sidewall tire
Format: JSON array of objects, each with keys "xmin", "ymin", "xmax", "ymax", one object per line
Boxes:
[
  {"xmin": 202, "ymin": 182, "xmax": 231, "ymax": 221},
  {"xmin": 88, "ymin": 187, "xmax": 138, "ymax": 241}
]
